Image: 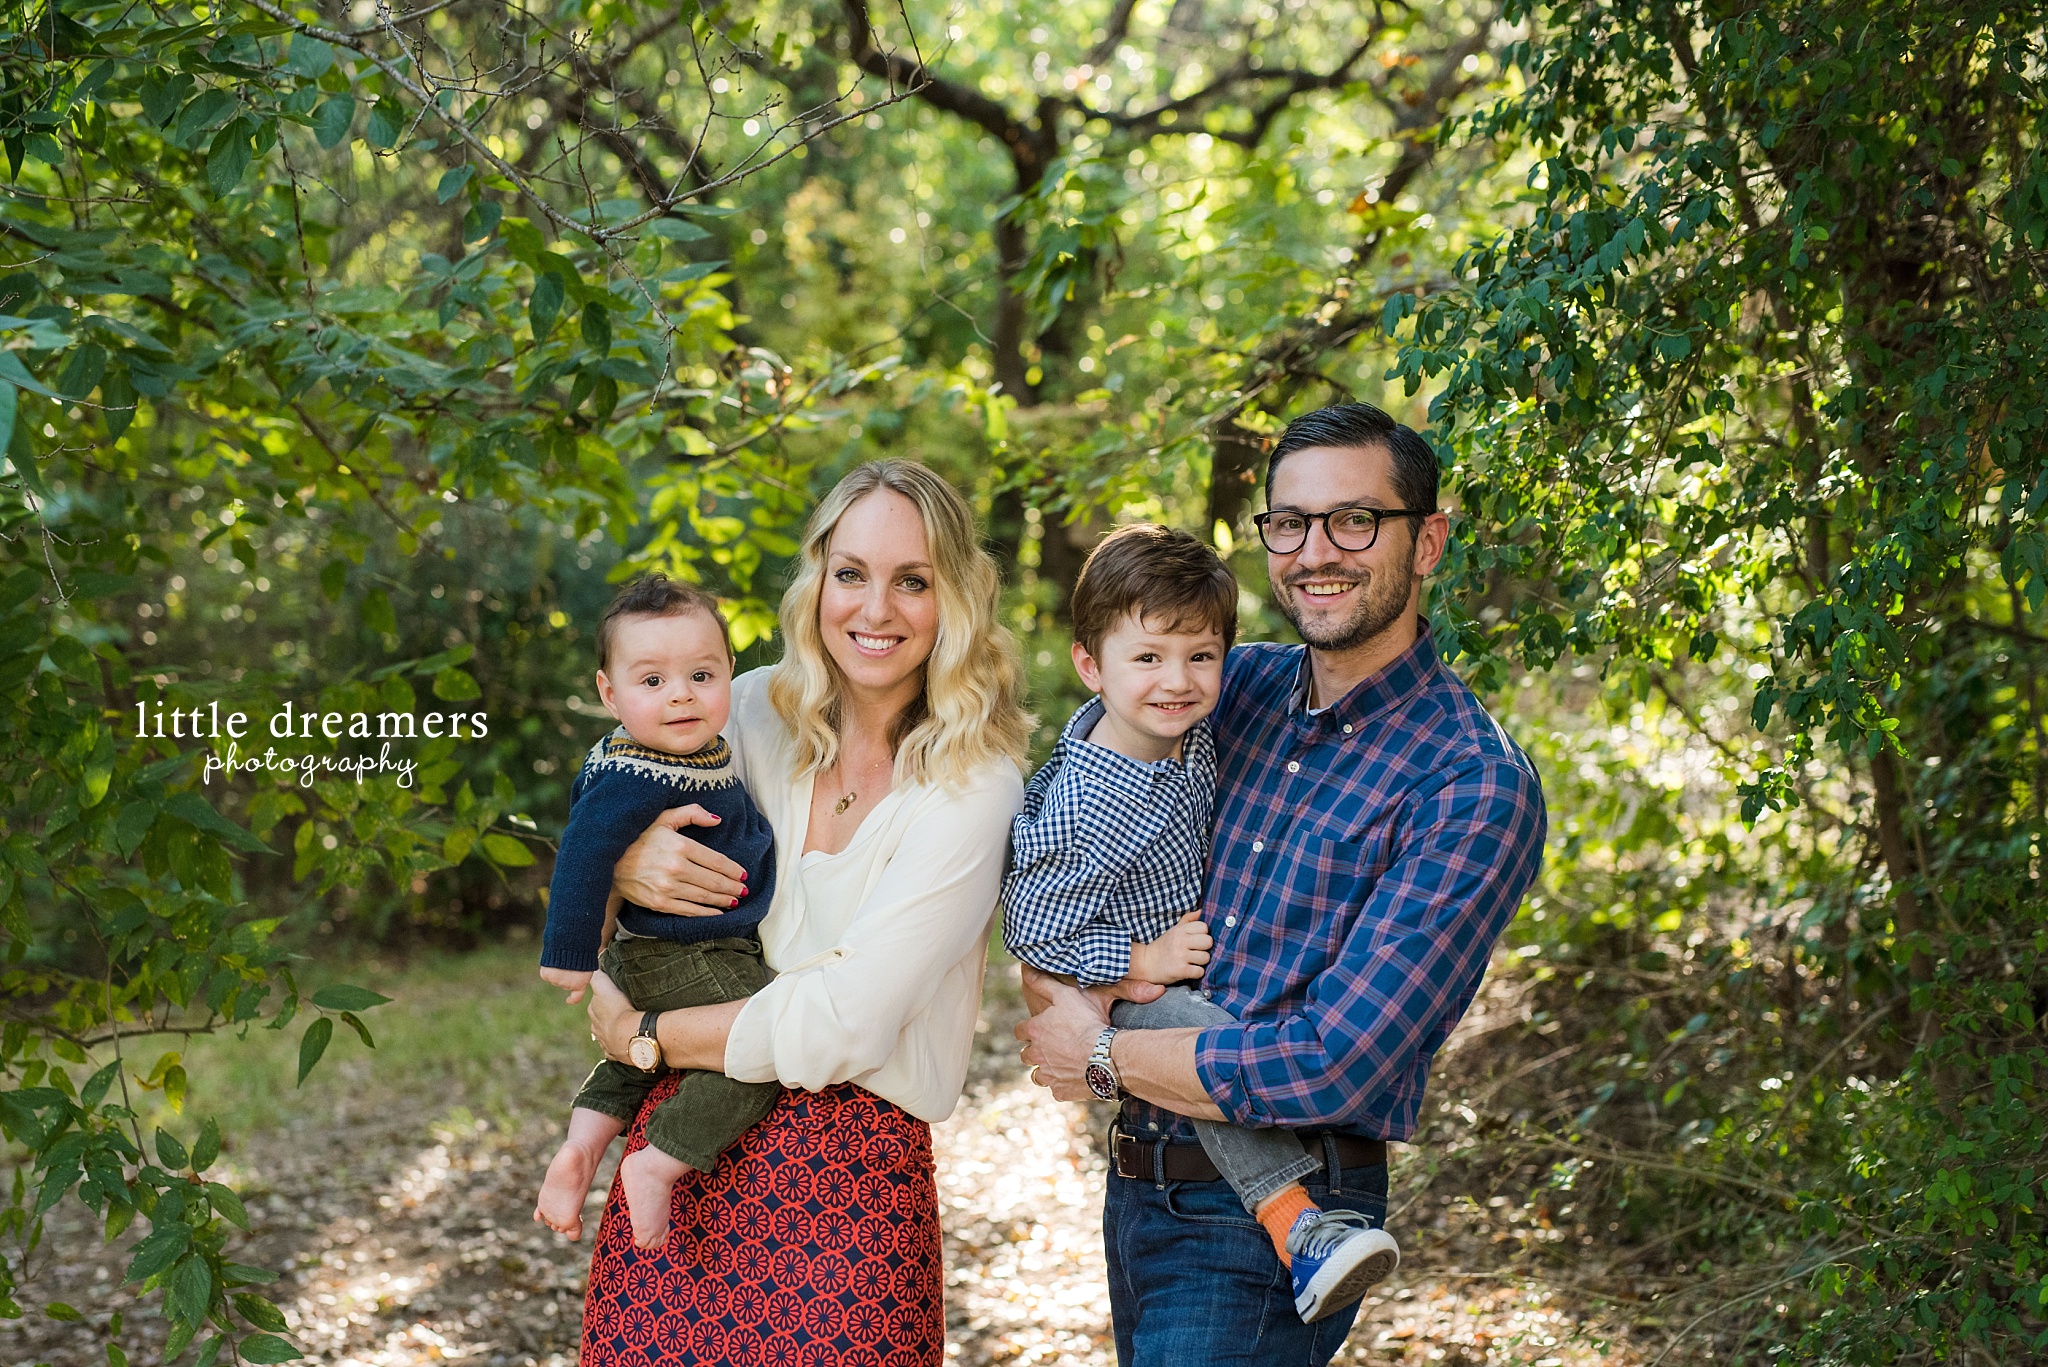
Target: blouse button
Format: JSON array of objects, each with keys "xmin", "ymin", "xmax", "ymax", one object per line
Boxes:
[{"xmin": 1286, "ymin": 761, "xmax": 1301, "ymax": 774}]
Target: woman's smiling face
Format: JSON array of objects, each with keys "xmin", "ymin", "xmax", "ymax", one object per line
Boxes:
[{"xmin": 818, "ymin": 489, "xmax": 940, "ymax": 702}]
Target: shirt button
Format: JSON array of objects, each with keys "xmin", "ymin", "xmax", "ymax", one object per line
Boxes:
[
  {"xmin": 1286, "ymin": 761, "xmax": 1300, "ymax": 774},
  {"xmin": 1343, "ymin": 724, "xmax": 1353, "ymax": 734},
  {"xmin": 1251, "ymin": 840, "xmax": 1264, "ymax": 853},
  {"xmin": 1224, "ymin": 916, "xmax": 1237, "ymax": 927},
  {"xmin": 1149, "ymin": 1121, "xmax": 1159, "ymax": 1131}
]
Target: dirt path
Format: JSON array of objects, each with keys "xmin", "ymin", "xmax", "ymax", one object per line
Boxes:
[{"xmin": 3, "ymin": 960, "xmax": 1642, "ymax": 1366}]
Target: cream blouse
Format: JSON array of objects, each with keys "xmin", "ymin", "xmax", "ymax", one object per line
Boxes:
[{"xmin": 719, "ymin": 667, "xmax": 1025, "ymax": 1122}]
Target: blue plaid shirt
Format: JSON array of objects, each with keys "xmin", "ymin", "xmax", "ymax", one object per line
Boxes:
[
  {"xmin": 1119, "ymin": 623, "xmax": 1546, "ymax": 1145},
  {"xmin": 1001, "ymin": 696, "xmax": 1217, "ymax": 987}
]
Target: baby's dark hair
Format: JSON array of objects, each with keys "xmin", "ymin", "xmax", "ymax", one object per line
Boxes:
[
  {"xmin": 595, "ymin": 575, "xmax": 732, "ymax": 672},
  {"xmin": 1069, "ymin": 524, "xmax": 1238, "ymax": 660}
]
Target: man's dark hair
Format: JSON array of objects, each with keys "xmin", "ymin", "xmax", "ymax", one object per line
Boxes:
[
  {"xmin": 1070, "ymin": 524, "xmax": 1238, "ymax": 660},
  {"xmin": 1265, "ymin": 402, "xmax": 1440, "ymax": 515},
  {"xmin": 596, "ymin": 575, "xmax": 732, "ymax": 672}
]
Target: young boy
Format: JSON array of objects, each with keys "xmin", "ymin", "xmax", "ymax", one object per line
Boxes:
[
  {"xmin": 531, "ymin": 575, "xmax": 779, "ymax": 1251},
  {"xmin": 1001, "ymin": 524, "xmax": 1400, "ymax": 1323}
]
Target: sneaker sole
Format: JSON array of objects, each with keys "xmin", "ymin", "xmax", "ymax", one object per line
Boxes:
[{"xmin": 1295, "ymin": 1240, "xmax": 1400, "ymax": 1322}]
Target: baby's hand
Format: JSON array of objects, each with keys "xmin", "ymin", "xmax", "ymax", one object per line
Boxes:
[
  {"xmin": 1129, "ymin": 912, "xmax": 1212, "ymax": 985},
  {"xmin": 539, "ymin": 965, "xmax": 593, "ymax": 1004}
]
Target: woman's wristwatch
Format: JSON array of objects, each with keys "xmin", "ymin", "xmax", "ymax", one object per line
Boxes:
[
  {"xmin": 1084, "ymin": 1026, "xmax": 1122, "ymax": 1101},
  {"xmin": 628, "ymin": 1010, "xmax": 664, "ymax": 1072}
]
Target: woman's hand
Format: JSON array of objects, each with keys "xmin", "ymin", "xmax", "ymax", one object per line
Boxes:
[
  {"xmin": 584, "ymin": 970, "xmax": 639, "ymax": 1063},
  {"xmin": 613, "ymin": 804, "xmax": 750, "ymax": 916}
]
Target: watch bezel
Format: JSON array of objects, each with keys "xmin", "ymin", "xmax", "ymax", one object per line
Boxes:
[
  {"xmin": 1085, "ymin": 1026, "xmax": 1121, "ymax": 1101},
  {"xmin": 628, "ymin": 1010, "xmax": 662, "ymax": 1072}
]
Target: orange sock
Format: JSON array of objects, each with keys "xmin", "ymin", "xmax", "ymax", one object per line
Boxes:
[{"xmin": 1254, "ymin": 1184, "xmax": 1317, "ymax": 1266}]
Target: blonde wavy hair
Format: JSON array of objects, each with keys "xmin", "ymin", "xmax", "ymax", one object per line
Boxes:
[{"xmin": 767, "ymin": 460, "xmax": 1032, "ymax": 788}]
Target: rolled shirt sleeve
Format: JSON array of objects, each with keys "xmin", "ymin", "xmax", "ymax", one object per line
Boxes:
[
  {"xmin": 1195, "ymin": 755, "xmax": 1548, "ymax": 1128},
  {"xmin": 724, "ymin": 765, "xmax": 1024, "ymax": 1096}
]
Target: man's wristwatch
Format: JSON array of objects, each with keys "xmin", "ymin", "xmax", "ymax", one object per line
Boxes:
[
  {"xmin": 628, "ymin": 1010, "xmax": 664, "ymax": 1073},
  {"xmin": 1084, "ymin": 1026, "xmax": 1122, "ymax": 1101}
]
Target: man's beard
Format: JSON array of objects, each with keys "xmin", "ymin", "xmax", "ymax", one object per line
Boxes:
[{"xmin": 1273, "ymin": 560, "xmax": 1415, "ymax": 653}]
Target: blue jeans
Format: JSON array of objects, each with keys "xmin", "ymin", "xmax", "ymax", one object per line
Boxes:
[{"xmin": 1104, "ymin": 1136, "xmax": 1389, "ymax": 1366}]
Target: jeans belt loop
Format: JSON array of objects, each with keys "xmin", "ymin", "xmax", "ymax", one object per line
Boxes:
[
  {"xmin": 1322, "ymin": 1133, "xmax": 1343, "ymax": 1195},
  {"xmin": 1151, "ymin": 1134, "xmax": 1167, "ymax": 1189}
]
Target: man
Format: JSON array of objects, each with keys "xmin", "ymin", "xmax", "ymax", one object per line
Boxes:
[{"xmin": 1017, "ymin": 402, "xmax": 1548, "ymax": 1365}]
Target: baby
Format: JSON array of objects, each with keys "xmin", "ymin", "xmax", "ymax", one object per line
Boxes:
[
  {"xmin": 1002, "ymin": 524, "xmax": 1400, "ymax": 1323},
  {"xmin": 532, "ymin": 575, "xmax": 779, "ymax": 1250}
]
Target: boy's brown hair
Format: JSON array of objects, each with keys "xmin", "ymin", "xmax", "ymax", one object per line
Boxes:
[
  {"xmin": 595, "ymin": 575, "xmax": 733, "ymax": 672},
  {"xmin": 1070, "ymin": 524, "xmax": 1238, "ymax": 659}
]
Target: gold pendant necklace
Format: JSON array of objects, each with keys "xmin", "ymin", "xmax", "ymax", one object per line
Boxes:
[{"xmin": 833, "ymin": 790, "xmax": 857, "ymax": 815}]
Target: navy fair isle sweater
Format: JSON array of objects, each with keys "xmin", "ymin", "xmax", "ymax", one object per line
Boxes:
[{"xmin": 540, "ymin": 726, "xmax": 778, "ymax": 973}]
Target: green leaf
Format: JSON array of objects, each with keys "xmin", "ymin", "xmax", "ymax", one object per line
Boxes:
[
  {"xmin": 312, "ymin": 95, "xmax": 353, "ymax": 149},
  {"xmin": 285, "ymin": 36, "xmax": 335, "ymax": 78},
  {"xmin": 190, "ymin": 1117, "xmax": 221, "ymax": 1172},
  {"xmin": 100, "ymin": 365, "xmax": 136, "ymax": 438},
  {"xmin": 480, "ymin": 833, "xmax": 536, "ymax": 867},
  {"xmin": 366, "ymin": 99, "xmax": 403, "ymax": 150},
  {"xmin": 171, "ymin": 90, "xmax": 238, "ymax": 147},
  {"xmin": 125, "ymin": 1223, "xmax": 189, "ymax": 1282},
  {"xmin": 239, "ymin": 1332, "xmax": 302, "ymax": 1364},
  {"xmin": 45, "ymin": 1301, "xmax": 81, "ymax": 1321},
  {"xmin": 436, "ymin": 165, "xmax": 475, "ymax": 204},
  {"xmin": 206, "ymin": 121, "xmax": 253, "ymax": 196},
  {"xmin": 647, "ymin": 217, "xmax": 712, "ymax": 242},
  {"xmin": 295, "ymin": 1017, "xmax": 333, "ymax": 1086},
  {"xmin": 164, "ymin": 792, "xmax": 273, "ymax": 854},
  {"xmin": 155, "ymin": 1127, "xmax": 189, "ymax": 1170},
  {"xmin": 233, "ymin": 1293, "xmax": 290, "ymax": 1334},
  {"xmin": 113, "ymin": 801, "xmax": 156, "ymax": 858},
  {"xmin": 166, "ymin": 1253, "xmax": 211, "ymax": 1326},
  {"xmin": 54, "ymin": 343, "xmax": 108, "ymax": 398},
  {"xmin": 0, "ymin": 380, "xmax": 15, "ymax": 452},
  {"xmin": 431, "ymin": 665, "xmax": 481, "ymax": 701},
  {"xmin": 362, "ymin": 587, "xmax": 397, "ymax": 636},
  {"xmin": 529, "ymin": 271, "xmax": 563, "ymax": 337},
  {"xmin": 580, "ymin": 301, "xmax": 611, "ymax": 354},
  {"xmin": 461, "ymin": 200, "xmax": 502, "ymax": 242},
  {"xmin": 310, "ymin": 984, "xmax": 392, "ymax": 1012},
  {"xmin": 338, "ymin": 1011, "xmax": 376, "ymax": 1050},
  {"xmin": 205, "ymin": 1181, "xmax": 248, "ymax": 1230}
]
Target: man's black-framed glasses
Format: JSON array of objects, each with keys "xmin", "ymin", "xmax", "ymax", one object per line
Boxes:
[{"xmin": 1251, "ymin": 505, "xmax": 1430, "ymax": 554}]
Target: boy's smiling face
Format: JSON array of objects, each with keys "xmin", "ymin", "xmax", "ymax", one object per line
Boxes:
[
  {"xmin": 595, "ymin": 609, "xmax": 733, "ymax": 755},
  {"xmin": 1072, "ymin": 610, "xmax": 1225, "ymax": 761}
]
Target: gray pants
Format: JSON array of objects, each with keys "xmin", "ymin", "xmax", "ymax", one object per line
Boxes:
[{"xmin": 1110, "ymin": 985, "xmax": 1322, "ymax": 1215}]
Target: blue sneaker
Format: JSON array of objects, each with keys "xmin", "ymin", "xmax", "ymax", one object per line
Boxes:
[{"xmin": 1287, "ymin": 1208, "xmax": 1400, "ymax": 1322}]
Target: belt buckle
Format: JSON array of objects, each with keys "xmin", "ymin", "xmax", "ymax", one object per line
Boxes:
[{"xmin": 1110, "ymin": 1128, "xmax": 1145, "ymax": 1181}]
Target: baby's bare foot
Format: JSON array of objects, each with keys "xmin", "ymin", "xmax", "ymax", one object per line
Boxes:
[
  {"xmin": 619, "ymin": 1144, "xmax": 689, "ymax": 1250},
  {"xmin": 535, "ymin": 1141, "xmax": 601, "ymax": 1240}
]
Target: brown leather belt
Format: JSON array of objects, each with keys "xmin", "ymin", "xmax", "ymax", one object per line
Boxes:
[{"xmin": 1111, "ymin": 1128, "xmax": 1387, "ymax": 1183}]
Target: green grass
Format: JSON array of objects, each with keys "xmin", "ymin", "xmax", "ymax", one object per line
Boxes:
[{"xmin": 136, "ymin": 939, "xmax": 594, "ymax": 1143}]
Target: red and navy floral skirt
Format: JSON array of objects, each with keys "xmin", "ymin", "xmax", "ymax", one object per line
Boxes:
[{"xmin": 580, "ymin": 1075, "xmax": 944, "ymax": 1366}]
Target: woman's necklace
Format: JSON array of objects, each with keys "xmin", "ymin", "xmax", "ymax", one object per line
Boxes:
[{"xmin": 828, "ymin": 749, "xmax": 888, "ymax": 817}]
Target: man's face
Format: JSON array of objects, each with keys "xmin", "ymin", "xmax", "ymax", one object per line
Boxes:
[{"xmin": 1264, "ymin": 442, "xmax": 1440, "ymax": 652}]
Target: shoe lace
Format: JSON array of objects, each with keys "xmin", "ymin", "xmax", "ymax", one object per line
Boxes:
[{"xmin": 1291, "ymin": 1207, "xmax": 1379, "ymax": 1262}]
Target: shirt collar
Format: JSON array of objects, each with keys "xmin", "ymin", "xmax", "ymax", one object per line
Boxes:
[
  {"xmin": 1053, "ymin": 694, "xmax": 1205, "ymax": 774},
  {"xmin": 1289, "ymin": 616, "xmax": 1439, "ymax": 732}
]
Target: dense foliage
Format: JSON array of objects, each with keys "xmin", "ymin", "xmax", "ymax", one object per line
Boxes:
[{"xmin": 1, "ymin": 0, "xmax": 2040, "ymax": 1363}]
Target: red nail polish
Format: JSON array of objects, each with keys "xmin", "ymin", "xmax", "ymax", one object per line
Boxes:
[{"xmin": 729, "ymin": 897, "xmax": 739, "ymax": 908}]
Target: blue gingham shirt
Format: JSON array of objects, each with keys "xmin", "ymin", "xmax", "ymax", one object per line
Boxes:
[
  {"xmin": 1119, "ymin": 623, "xmax": 1547, "ymax": 1145},
  {"xmin": 1000, "ymin": 696, "xmax": 1217, "ymax": 986}
]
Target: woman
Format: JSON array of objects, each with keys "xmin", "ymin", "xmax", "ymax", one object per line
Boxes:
[{"xmin": 577, "ymin": 460, "xmax": 1031, "ymax": 1366}]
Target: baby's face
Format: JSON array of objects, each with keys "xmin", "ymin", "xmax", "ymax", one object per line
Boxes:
[
  {"xmin": 595, "ymin": 610, "xmax": 733, "ymax": 755},
  {"xmin": 1076, "ymin": 610, "xmax": 1225, "ymax": 747}
]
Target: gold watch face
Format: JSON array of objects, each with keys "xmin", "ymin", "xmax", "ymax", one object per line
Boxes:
[{"xmin": 629, "ymin": 1033, "xmax": 660, "ymax": 1071}]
